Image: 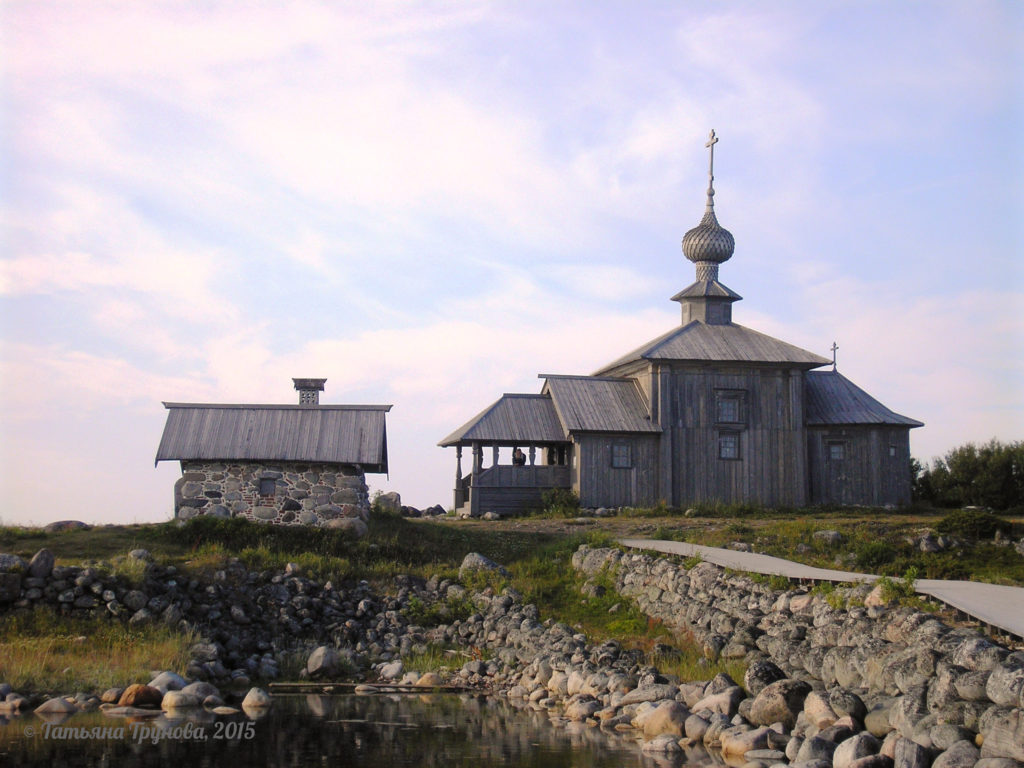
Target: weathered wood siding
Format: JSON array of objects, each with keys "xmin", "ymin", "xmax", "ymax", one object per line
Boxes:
[
  {"xmin": 574, "ymin": 434, "xmax": 660, "ymax": 508},
  {"xmin": 807, "ymin": 426, "xmax": 912, "ymax": 506},
  {"xmin": 658, "ymin": 364, "xmax": 808, "ymax": 507},
  {"xmin": 469, "ymin": 465, "xmax": 571, "ymax": 515}
]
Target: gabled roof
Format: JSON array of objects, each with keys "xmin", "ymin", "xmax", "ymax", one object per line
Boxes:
[
  {"xmin": 805, "ymin": 371, "xmax": 923, "ymax": 427},
  {"xmin": 595, "ymin": 321, "xmax": 830, "ymax": 373},
  {"xmin": 438, "ymin": 394, "xmax": 567, "ymax": 447},
  {"xmin": 156, "ymin": 403, "xmax": 391, "ymax": 471},
  {"xmin": 542, "ymin": 375, "xmax": 661, "ymax": 434}
]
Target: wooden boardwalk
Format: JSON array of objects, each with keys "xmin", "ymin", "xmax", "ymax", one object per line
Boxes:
[{"xmin": 617, "ymin": 538, "xmax": 1024, "ymax": 642}]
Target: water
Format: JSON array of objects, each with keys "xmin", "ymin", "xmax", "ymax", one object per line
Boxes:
[{"xmin": 0, "ymin": 693, "xmax": 714, "ymax": 767}]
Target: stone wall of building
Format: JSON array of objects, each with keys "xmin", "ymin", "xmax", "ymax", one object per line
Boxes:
[{"xmin": 173, "ymin": 461, "xmax": 371, "ymax": 526}]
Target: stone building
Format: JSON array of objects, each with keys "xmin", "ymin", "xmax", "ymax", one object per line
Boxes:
[
  {"xmin": 440, "ymin": 132, "xmax": 922, "ymax": 515},
  {"xmin": 156, "ymin": 378, "xmax": 391, "ymax": 526}
]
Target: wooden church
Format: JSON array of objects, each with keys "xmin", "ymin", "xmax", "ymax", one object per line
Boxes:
[{"xmin": 440, "ymin": 131, "xmax": 922, "ymax": 515}]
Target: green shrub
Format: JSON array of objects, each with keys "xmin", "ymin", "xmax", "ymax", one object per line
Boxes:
[
  {"xmin": 541, "ymin": 488, "xmax": 580, "ymax": 517},
  {"xmin": 936, "ymin": 509, "xmax": 1012, "ymax": 540},
  {"xmin": 855, "ymin": 540, "xmax": 898, "ymax": 570}
]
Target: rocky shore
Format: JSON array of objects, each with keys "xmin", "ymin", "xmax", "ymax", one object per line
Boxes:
[{"xmin": 2, "ymin": 543, "xmax": 1022, "ymax": 766}]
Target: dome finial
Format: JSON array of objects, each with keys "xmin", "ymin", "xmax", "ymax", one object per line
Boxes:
[
  {"xmin": 682, "ymin": 129, "xmax": 734, "ymax": 278},
  {"xmin": 705, "ymin": 129, "xmax": 718, "ymax": 214}
]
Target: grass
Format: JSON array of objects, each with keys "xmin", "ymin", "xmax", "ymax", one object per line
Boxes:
[{"xmin": 0, "ymin": 605, "xmax": 195, "ymax": 695}]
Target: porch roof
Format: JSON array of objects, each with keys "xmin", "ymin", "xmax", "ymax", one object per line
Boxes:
[
  {"xmin": 542, "ymin": 375, "xmax": 661, "ymax": 434},
  {"xmin": 438, "ymin": 394, "xmax": 568, "ymax": 447}
]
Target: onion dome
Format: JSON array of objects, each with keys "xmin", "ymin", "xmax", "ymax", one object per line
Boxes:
[{"xmin": 682, "ymin": 130, "xmax": 734, "ymax": 280}]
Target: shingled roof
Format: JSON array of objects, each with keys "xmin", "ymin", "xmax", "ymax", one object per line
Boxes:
[
  {"xmin": 156, "ymin": 403, "xmax": 391, "ymax": 471},
  {"xmin": 438, "ymin": 394, "xmax": 567, "ymax": 446},
  {"xmin": 595, "ymin": 320, "xmax": 830, "ymax": 373},
  {"xmin": 804, "ymin": 371, "xmax": 922, "ymax": 427},
  {"xmin": 543, "ymin": 375, "xmax": 660, "ymax": 434}
]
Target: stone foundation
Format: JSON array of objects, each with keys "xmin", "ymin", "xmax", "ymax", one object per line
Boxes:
[{"xmin": 173, "ymin": 461, "xmax": 370, "ymax": 526}]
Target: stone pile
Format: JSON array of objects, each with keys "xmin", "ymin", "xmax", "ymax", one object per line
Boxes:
[
  {"xmin": 554, "ymin": 545, "xmax": 1023, "ymax": 764},
  {"xmin": 0, "ymin": 548, "xmax": 427, "ymax": 688}
]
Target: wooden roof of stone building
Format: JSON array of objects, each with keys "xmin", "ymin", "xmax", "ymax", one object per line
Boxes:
[
  {"xmin": 542, "ymin": 375, "xmax": 660, "ymax": 434},
  {"xmin": 438, "ymin": 394, "xmax": 567, "ymax": 447},
  {"xmin": 595, "ymin": 320, "xmax": 830, "ymax": 374},
  {"xmin": 156, "ymin": 403, "xmax": 392, "ymax": 471},
  {"xmin": 804, "ymin": 371, "xmax": 923, "ymax": 427}
]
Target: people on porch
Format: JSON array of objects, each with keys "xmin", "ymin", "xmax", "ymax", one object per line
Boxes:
[{"xmin": 512, "ymin": 447, "xmax": 526, "ymax": 466}]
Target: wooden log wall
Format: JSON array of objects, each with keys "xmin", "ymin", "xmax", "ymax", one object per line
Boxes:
[
  {"xmin": 575, "ymin": 434, "xmax": 660, "ymax": 508},
  {"xmin": 660, "ymin": 365, "xmax": 808, "ymax": 507},
  {"xmin": 807, "ymin": 425, "xmax": 912, "ymax": 506}
]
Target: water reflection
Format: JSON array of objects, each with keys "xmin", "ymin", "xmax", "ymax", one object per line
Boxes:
[{"xmin": 0, "ymin": 694, "xmax": 718, "ymax": 767}]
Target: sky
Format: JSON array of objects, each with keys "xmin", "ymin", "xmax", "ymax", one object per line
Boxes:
[{"xmin": 1, "ymin": 1, "xmax": 1021, "ymax": 526}]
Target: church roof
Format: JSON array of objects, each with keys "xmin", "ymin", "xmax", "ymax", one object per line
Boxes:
[
  {"xmin": 156, "ymin": 403, "xmax": 391, "ymax": 471},
  {"xmin": 805, "ymin": 371, "xmax": 923, "ymax": 427},
  {"xmin": 438, "ymin": 394, "xmax": 567, "ymax": 446},
  {"xmin": 543, "ymin": 375, "xmax": 661, "ymax": 434},
  {"xmin": 595, "ymin": 321, "xmax": 831, "ymax": 373}
]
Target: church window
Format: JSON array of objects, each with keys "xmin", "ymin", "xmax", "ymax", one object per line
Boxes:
[
  {"xmin": 828, "ymin": 442, "xmax": 846, "ymax": 461},
  {"xmin": 259, "ymin": 478, "xmax": 277, "ymax": 497},
  {"xmin": 611, "ymin": 444, "xmax": 632, "ymax": 468},
  {"xmin": 718, "ymin": 432, "xmax": 740, "ymax": 460},
  {"xmin": 715, "ymin": 390, "xmax": 746, "ymax": 424},
  {"xmin": 889, "ymin": 445, "xmax": 897, "ymax": 458}
]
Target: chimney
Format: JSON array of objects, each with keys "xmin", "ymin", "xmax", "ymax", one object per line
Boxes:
[{"xmin": 292, "ymin": 378, "xmax": 326, "ymax": 405}]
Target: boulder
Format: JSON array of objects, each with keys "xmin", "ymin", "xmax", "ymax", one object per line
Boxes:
[
  {"xmin": 34, "ymin": 697, "xmax": 78, "ymax": 714},
  {"xmin": 720, "ymin": 725, "xmax": 771, "ymax": 757},
  {"xmin": 161, "ymin": 691, "xmax": 201, "ymax": 710},
  {"xmin": 744, "ymin": 660, "xmax": 788, "ymax": 696},
  {"xmin": 117, "ymin": 684, "xmax": 163, "ymax": 708},
  {"xmin": 149, "ymin": 671, "xmax": 188, "ymax": 691},
  {"xmin": 985, "ymin": 659, "xmax": 1024, "ymax": 707},
  {"xmin": 797, "ymin": 736, "xmax": 838, "ymax": 764},
  {"xmin": 847, "ymin": 756, "xmax": 895, "ymax": 768},
  {"xmin": 306, "ymin": 646, "xmax": 340, "ymax": 678},
  {"xmin": 0, "ymin": 572, "xmax": 21, "ymax": 602},
  {"xmin": 805, "ymin": 690, "xmax": 839, "ymax": 729},
  {"xmin": 181, "ymin": 682, "xmax": 220, "ymax": 700},
  {"xmin": 749, "ymin": 678, "xmax": 812, "ymax": 728},
  {"xmin": 43, "ymin": 520, "xmax": 90, "ymax": 533},
  {"xmin": 564, "ymin": 696, "xmax": 602, "ymax": 722},
  {"xmin": 241, "ymin": 687, "xmax": 271, "ymax": 709},
  {"xmin": 322, "ymin": 517, "xmax": 368, "ymax": 538},
  {"xmin": 641, "ymin": 700, "xmax": 689, "ymax": 738},
  {"xmin": 415, "ymin": 672, "xmax": 443, "ymax": 688},
  {"xmin": 619, "ymin": 683, "xmax": 679, "ymax": 706},
  {"xmin": 980, "ymin": 708, "xmax": 1024, "ymax": 761},
  {"xmin": 833, "ymin": 732, "xmax": 881, "ymax": 768},
  {"xmin": 458, "ymin": 552, "xmax": 510, "ymax": 579},
  {"xmin": 932, "ymin": 740, "xmax": 980, "ymax": 768},
  {"xmin": 830, "ymin": 688, "xmax": 868, "ymax": 721},
  {"xmin": 893, "ymin": 737, "xmax": 930, "ymax": 768},
  {"xmin": 378, "ymin": 660, "xmax": 403, "ymax": 681},
  {"xmin": 376, "ymin": 491, "xmax": 402, "ymax": 512},
  {"xmin": 27, "ymin": 549, "xmax": 55, "ymax": 579},
  {"xmin": 692, "ymin": 686, "xmax": 745, "ymax": 717},
  {"xmin": 100, "ymin": 687, "xmax": 124, "ymax": 704}
]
